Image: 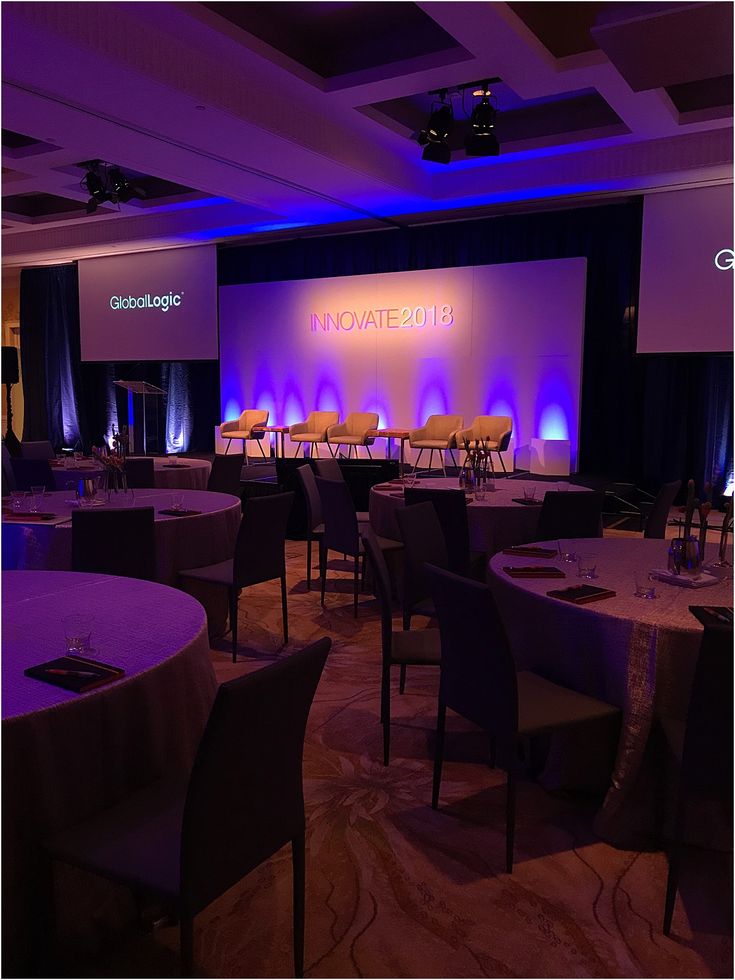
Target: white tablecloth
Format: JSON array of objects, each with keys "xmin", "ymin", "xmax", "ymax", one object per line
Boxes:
[
  {"xmin": 49, "ymin": 457, "xmax": 212, "ymax": 492},
  {"xmin": 488, "ymin": 537, "xmax": 734, "ymax": 847},
  {"xmin": 370, "ymin": 477, "xmax": 589, "ymax": 555},
  {"xmin": 2, "ymin": 488, "xmax": 241, "ymax": 586},
  {"xmin": 2, "ymin": 570, "xmax": 218, "ymax": 973}
]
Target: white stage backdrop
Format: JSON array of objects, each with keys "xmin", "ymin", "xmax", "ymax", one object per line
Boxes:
[{"xmin": 219, "ymin": 258, "xmax": 587, "ymax": 468}]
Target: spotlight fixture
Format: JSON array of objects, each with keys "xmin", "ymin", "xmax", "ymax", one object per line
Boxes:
[
  {"xmin": 465, "ymin": 82, "xmax": 500, "ymax": 157},
  {"xmin": 415, "ymin": 78, "xmax": 501, "ymax": 163},
  {"xmin": 80, "ymin": 160, "xmax": 146, "ymax": 214},
  {"xmin": 417, "ymin": 92, "xmax": 454, "ymax": 165}
]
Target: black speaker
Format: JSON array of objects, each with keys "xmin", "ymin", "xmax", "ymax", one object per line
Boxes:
[{"xmin": 2, "ymin": 346, "xmax": 19, "ymax": 386}]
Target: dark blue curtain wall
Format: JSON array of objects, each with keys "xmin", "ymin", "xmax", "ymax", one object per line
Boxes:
[
  {"xmin": 19, "ymin": 265, "xmax": 219, "ymax": 454},
  {"xmin": 219, "ymin": 199, "xmax": 732, "ymax": 496},
  {"xmin": 16, "ymin": 199, "xmax": 732, "ymax": 493}
]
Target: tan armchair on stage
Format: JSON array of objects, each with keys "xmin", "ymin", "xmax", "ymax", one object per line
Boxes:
[
  {"xmin": 289, "ymin": 411, "xmax": 340, "ymax": 457},
  {"xmin": 327, "ymin": 412, "xmax": 379, "ymax": 459},
  {"xmin": 218, "ymin": 409, "xmax": 270, "ymax": 459},
  {"xmin": 408, "ymin": 414, "xmax": 463, "ymax": 474},
  {"xmin": 456, "ymin": 415, "xmax": 513, "ymax": 475}
]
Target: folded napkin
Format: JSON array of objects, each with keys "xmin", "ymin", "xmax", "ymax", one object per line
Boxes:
[
  {"xmin": 651, "ymin": 568, "xmax": 720, "ymax": 589},
  {"xmin": 512, "ymin": 498, "xmax": 542, "ymax": 506},
  {"xmin": 503, "ymin": 546, "xmax": 558, "ymax": 558},
  {"xmin": 159, "ymin": 508, "xmax": 202, "ymax": 517},
  {"xmin": 503, "ymin": 566, "xmax": 565, "ymax": 579}
]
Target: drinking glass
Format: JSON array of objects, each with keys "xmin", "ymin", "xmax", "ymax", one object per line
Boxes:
[
  {"xmin": 10, "ymin": 489, "xmax": 25, "ymax": 513},
  {"xmin": 171, "ymin": 492, "xmax": 185, "ymax": 512},
  {"xmin": 523, "ymin": 485, "xmax": 537, "ymax": 502},
  {"xmin": 29, "ymin": 485, "xmax": 45, "ymax": 513},
  {"xmin": 577, "ymin": 553, "xmax": 597, "ymax": 579},
  {"xmin": 403, "ymin": 471, "xmax": 418, "ymax": 489},
  {"xmin": 62, "ymin": 614, "xmax": 94, "ymax": 654},
  {"xmin": 557, "ymin": 540, "xmax": 577, "ymax": 563},
  {"xmin": 634, "ymin": 571, "xmax": 656, "ymax": 599},
  {"xmin": 475, "ymin": 485, "xmax": 486, "ymax": 502}
]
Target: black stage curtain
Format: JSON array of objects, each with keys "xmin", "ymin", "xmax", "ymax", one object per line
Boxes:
[
  {"xmin": 219, "ymin": 201, "xmax": 732, "ymax": 495},
  {"xmin": 18, "ymin": 265, "xmax": 219, "ymax": 453}
]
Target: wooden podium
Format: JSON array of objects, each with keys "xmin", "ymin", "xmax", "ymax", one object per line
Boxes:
[{"xmin": 114, "ymin": 381, "xmax": 166, "ymax": 455}]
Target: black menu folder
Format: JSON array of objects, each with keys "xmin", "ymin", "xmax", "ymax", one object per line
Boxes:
[
  {"xmin": 547, "ymin": 584, "xmax": 616, "ymax": 605},
  {"xmin": 25, "ymin": 654, "xmax": 125, "ymax": 693}
]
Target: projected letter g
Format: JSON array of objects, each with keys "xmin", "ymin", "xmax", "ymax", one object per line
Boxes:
[
  {"xmin": 110, "ymin": 296, "xmax": 120, "ymax": 310},
  {"xmin": 714, "ymin": 248, "xmax": 735, "ymax": 271}
]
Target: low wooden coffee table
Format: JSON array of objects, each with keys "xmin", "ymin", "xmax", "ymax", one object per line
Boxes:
[{"xmin": 367, "ymin": 428, "xmax": 411, "ymax": 477}]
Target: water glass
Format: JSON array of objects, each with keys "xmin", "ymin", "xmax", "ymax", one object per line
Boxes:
[
  {"xmin": 29, "ymin": 485, "xmax": 45, "ymax": 513},
  {"xmin": 10, "ymin": 489, "xmax": 26, "ymax": 513},
  {"xmin": 634, "ymin": 571, "xmax": 656, "ymax": 599},
  {"xmin": 557, "ymin": 540, "xmax": 577, "ymax": 563},
  {"xmin": 62, "ymin": 614, "xmax": 94, "ymax": 654},
  {"xmin": 523, "ymin": 485, "xmax": 537, "ymax": 502},
  {"xmin": 475, "ymin": 485, "xmax": 486, "ymax": 502},
  {"xmin": 171, "ymin": 492, "xmax": 185, "ymax": 512},
  {"xmin": 403, "ymin": 471, "xmax": 418, "ymax": 489},
  {"xmin": 577, "ymin": 553, "xmax": 597, "ymax": 579}
]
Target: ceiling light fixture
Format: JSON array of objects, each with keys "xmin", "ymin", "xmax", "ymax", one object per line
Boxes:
[
  {"xmin": 80, "ymin": 160, "xmax": 146, "ymax": 214},
  {"xmin": 417, "ymin": 91, "xmax": 454, "ymax": 165},
  {"xmin": 415, "ymin": 78, "xmax": 501, "ymax": 164}
]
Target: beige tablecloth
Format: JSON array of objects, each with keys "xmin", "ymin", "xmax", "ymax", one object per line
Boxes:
[
  {"xmin": 370, "ymin": 477, "xmax": 588, "ymax": 555},
  {"xmin": 2, "ymin": 488, "xmax": 241, "ymax": 586},
  {"xmin": 488, "ymin": 537, "xmax": 733, "ymax": 847},
  {"xmin": 2, "ymin": 570, "xmax": 218, "ymax": 973}
]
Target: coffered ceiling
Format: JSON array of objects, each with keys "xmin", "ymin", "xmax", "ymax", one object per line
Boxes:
[{"xmin": 2, "ymin": 1, "xmax": 732, "ymax": 267}]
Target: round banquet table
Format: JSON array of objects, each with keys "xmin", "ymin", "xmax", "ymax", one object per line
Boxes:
[
  {"xmin": 370, "ymin": 477, "xmax": 589, "ymax": 555},
  {"xmin": 2, "ymin": 488, "xmax": 241, "ymax": 586},
  {"xmin": 2, "ymin": 570, "xmax": 218, "ymax": 973},
  {"xmin": 48, "ymin": 456, "xmax": 212, "ymax": 491},
  {"xmin": 488, "ymin": 537, "xmax": 734, "ymax": 848}
]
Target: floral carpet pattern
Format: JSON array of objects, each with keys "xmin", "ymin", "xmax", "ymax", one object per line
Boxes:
[{"xmin": 66, "ymin": 543, "xmax": 730, "ymax": 978}]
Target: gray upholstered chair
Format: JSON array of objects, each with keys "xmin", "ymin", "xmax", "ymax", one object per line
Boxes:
[
  {"xmin": 408, "ymin": 414, "xmax": 463, "ymax": 474},
  {"xmin": 326, "ymin": 412, "xmax": 378, "ymax": 459},
  {"xmin": 20, "ymin": 440, "xmax": 55, "ymax": 460},
  {"xmin": 218, "ymin": 409, "xmax": 269, "ymax": 459},
  {"xmin": 289, "ymin": 412, "xmax": 339, "ymax": 458},
  {"xmin": 455, "ymin": 415, "xmax": 513, "ymax": 475}
]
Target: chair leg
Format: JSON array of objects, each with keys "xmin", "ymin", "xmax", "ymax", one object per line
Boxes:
[
  {"xmin": 506, "ymin": 769, "xmax": 516, "ymax": 873},
  {"xmin": 448, "ymin": 449, "xmax": 457, "ymax": 469},
  {"xmin": 415, "ymin": 448, "xmax": 424, "ymax": 471},
  {"xmin": 381, "ymin": 661, "xmax": 391, "ymax": 765},
  {"xmin": 229, "ymin": 587, "xmax": 239, "ymax": 663},
  {"xmin": 432, "ymin": 699, "xmax": 446, "ymax": 809},
  {"xmin": 366, "ymin": 444, "xmax": 373, "ymax": 459},
  {"xmin": 320, "ymin": 543, "xmax": 327, "ymax": 606},
  {"xmin": 180, "ymin": 913, "xmax": 194, "ymax": 977},
  {"xmin": 441, "ymin": 453, "xmax": 446, "ymax": 477},
  {"xmin": 328, "ymin": 442, "xmax": 336, "ymax": 458},
  {"xmin": 306, "ymin": 534, "xmax": 312, "ymax": 591},
  {"xmin": 353, "ymin": 555, "xmax": 359, "ymax": 617},
  {"xmin": 498, "ymin": 450, "xmax": 507, "ymax": 476},
  {"xmin": 399, "ymin": 663, "xmax": 407, "ymax": 693},
  {"xmin": 281, "ymin": 571, "xmax": 289, "ymax": 645},
  {"xmin": 292, "ymin": 834, "xmax": 305, "ymax": 979},
  {"xmin": 663, "ymin": 842, "xmax": 680, "ymax": 935},
  {"xmin": 224, "ymin": 439, "xmax": 231, "ymax": 455},
  {"xmin": 428, "ymin": 449, "xmax": 434, "ymax": 473},
  {"xmin": 257, "ymin": 438, "xmax": 267, "ymax": 459},
  {"xmin": 313, "ymin": 442, "xmax": 319, "ymax": 458}
]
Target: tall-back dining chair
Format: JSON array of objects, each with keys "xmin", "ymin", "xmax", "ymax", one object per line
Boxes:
[
  {"xmin": 124, "ymin": 457, "xmax": 155, "ymax": 489},
  {"xmin": 289, "ymin": 412, "xmax": 339, "ymax": 458},
  {"xmin": 45, "ymin": 636, "xmax": 332, "ymax": 978},
  {"xmin": 404, "ymin": 486, "xmax": 475, "ymax": 578},
  {"xmin": 326, "ymin": 412, "xmax": 379, "ymax": 459},
  {"xmin": 71, "ymin": 507, "xmax": 156, "ymax": 580},
  {"xmin": 455, "ymin": 416, "xmax": 513, "ymax": 475},
  {"xmin": 20, "ymin": 440, "xmax": 55, "ymax": 460},
  {"xmin": 426, "ymin": 564, "xmax": 619, "ymax": 872},
  {"xmin": 535, "ymin": 490, "xmax": 604, "ymax": 541},
  {"xmin": 663, "ymin": 622, "xmax": 733, "ymax": 934},
  {"xmin": 314, "ymin": 457, "xmax": 343, "ymax": 482},
  {"xmin": 10, "ymin": 458, "xmax": 55, "ymax": 492},
  {"xmin": 394, "ymin": 501, "xmax": 448, "ymax": 630},
  {"xmin": 643, "ymin": 480, "xmax": 681, "ymax": 538},
  {"xmin": 207, "ymin": 453, "xmax": 245, "ymax": 497},
  {"xmin": 315, "ymin": 476, "xmax": 400, "ymax": 617},
  {"xmin": 296, "ymin": 464, "xmax": 323, "ymax": 591},
  {"xmin": 218, "ymin": 409, "xmax": 269, "ymax": 459},
  {"xmin": 179, "ymin": 493, "xmax": 294, "ymax": 660},
  {"xmin": 2, "ymin": 442, "xmax": 16, "ymax": 492},
  {"xmin": 362, "ymin": 527, "xmax": 440, "ymax": 765}
]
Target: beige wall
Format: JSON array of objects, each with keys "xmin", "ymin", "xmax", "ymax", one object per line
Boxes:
[{"xmin": 2, "ymin": 268, "xmax": 24, "ymax": 438}]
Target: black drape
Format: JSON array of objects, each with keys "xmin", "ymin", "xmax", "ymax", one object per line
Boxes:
[{"xmin": 219, "ymin": 200, "xmax": 732, "ymax": 494}]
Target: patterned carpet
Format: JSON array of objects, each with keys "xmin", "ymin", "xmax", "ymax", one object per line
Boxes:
[{"xmin": 62, "ymin": 542, "xmax": 731, "ymax": 978}]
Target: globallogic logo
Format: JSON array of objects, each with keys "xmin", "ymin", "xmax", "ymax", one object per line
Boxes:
[{"xmin": 109, "ymin": 291, "xmax": 183, "ymax": 312}]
